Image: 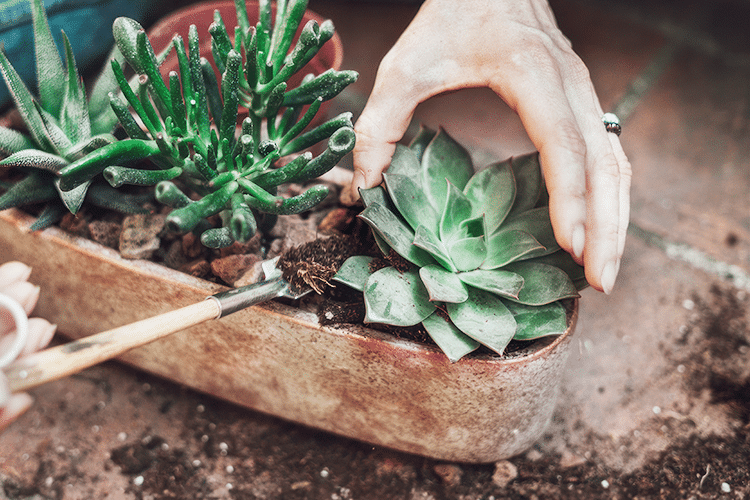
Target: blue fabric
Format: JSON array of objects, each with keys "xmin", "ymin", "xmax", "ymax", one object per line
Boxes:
[{"xmin": 0, "ymin": 0, "xmax": 153, "ymax": 108}]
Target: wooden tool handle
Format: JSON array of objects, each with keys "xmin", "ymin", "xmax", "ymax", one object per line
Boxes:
[{"xmin": 3, "ymin": 299, "xmax": 221, "ymax": 394}]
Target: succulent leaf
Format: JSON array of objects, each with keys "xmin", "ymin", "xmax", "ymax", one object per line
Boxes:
[
  {"xmin": 446, "ymin": 287, "xmax": 516, "ymax": 355},
  {"xmin": 508, "ymin": 153, "xmax": 543, "ymax": 216},
  {"xmin": 54, "ymin": 178, "xmax": 90, "ymax": 214},
  {"xmin": 500, "ymin": 207, "xmax": 560, "ymax": 258},
  {"xmin": 447, "ymin": 236, "xmax": 485, "ymax": 272},
  {"xmin": 503, "ymin": 262, "xmax": 579, "ymax": 305},
  {"xmin": 419, "ymin": 264, "xmax": 468, "ymax": 303},
  {"xmin": 504, "ymin": 300, "xmax": 568, "ymax": 340},
  {"xmin": 383, "ymin": 173, "xmax": 439, "ymax": 235},
  {"xmin": 0, "ymin": 127, "xmax": 35, "ymax": 157},
  {"xmin": 0, "ymin": 149, "xmax": 69, "ymax": 172},
  {"xmin": 421, "ymin": 128, "xmax": 473, "ymax": 210},
  {"xmin": 363, "ymin": 267, "xmax": 435, "ymax": 327},
  {"xmin": 408, "ymin": 125, "xmax": 437, "ymax": 162},
  {"xmin": 463, "ymin": 158, "xmax": 515, "ymax": 234},
  {"xmin": 413, "ymin": 225, "xmax": 455, "ymax": 272},
  {"xmin": 333, "ymin": 256, "xmax": 375, "ymax": 292},
  {"xmin": 30, "ymin": 0, "xmax": 65, "ymax": 114},
  {"xmin": 421, "ymin": 312, "xmax": 479, "ymax": 363},
  {"xmin": 359, "ymin": 203, "xmax": 436, "ymax": 268},
  {"xmin": 483, "ymin": 229, "xmax": 545, "ymax": 269},
  {"xmin": 457, "ymin": 268, "xmax": 524, "ymax": 300},
  {"xmin": 60, "ymin": 32, "xmax": 91, "ymax": 143},
  {"xmin": 440, "ymin": 181, "xmax": 474, "ymax": 242},
  {"xmin": 387, "ymin": 144, "xmax": 422, "ymax": 181}
]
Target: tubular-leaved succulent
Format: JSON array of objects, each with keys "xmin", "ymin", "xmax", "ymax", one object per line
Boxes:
[
  {"xmin": 0, "ymin": 0, "xmax": 150, "ymax": 229},
  {"xmin": 334, "ymin": 127, "xmax": 587, "ymax": 362},
  {"xmin": 58, "ymin": 0, "xmax": 357, "ymax": 248}
]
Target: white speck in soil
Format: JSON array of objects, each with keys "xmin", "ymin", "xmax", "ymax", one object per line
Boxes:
[
  {"xmin": 677, "ymin": 364, "xmax": 686, "ymax": 373},
  {"xmin": 193, "ymin": 459, "xmax": 202, "ymax": 467},
  {"xmin": 96, "ymin": 401, "xmax": 106, "ymax": 410},
  {"xmin": 722, "ymin": 483, "xmax": 731, "ymax": 493},
  {"xmin": 92, "ymin": 425, "xmax": 100, "ymax": 432},
  {"xmin": 226, "ymin": 465, "xmax": 234, "ymax": 473},
  {"xmin": 320, "ymin": 469, "xmax": 330, "ymax": 478},
  {"xmin": 683, "ymin": 299, "xmax": 695, "ymax": 310},
  {"xmin": 117, "ymin": 432, "xmax": 127, "ymax": 441},
  {"xmin": 602, "ymin": 480, "xmax": 610, "ymax": 489},
  {"xmin": 133, "ymin": 476, "xmax": 144, "ymax": 486},
  {"xmin": 201, "ymin": 434, "xmax": 209, "ymax": 443},
  {"xmin": 197, "ymin": 404, "xmax": 205, "ymax": 413},
  {"xmin": 226, "ymin": 483, "xmax": 233, "ymax": 490},
  {"xmin": 161, "ymin": 442, "xmax": 169, "ymax": 451},
  {"xmin": 45, "ymin": 477, "xmax": 53, "ymax": 487},
  {"xmin": 653, "ymin": 406, "xmax": 662, "ymax": 415}
]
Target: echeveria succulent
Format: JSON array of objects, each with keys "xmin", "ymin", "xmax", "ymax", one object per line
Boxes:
[
  {"xmin": 334, "ymin": 127, "xmax": 586, "ymax": 362},
  {"xmin": 58, "ymin": 0, "xmax": 357, "ymax": 248},
  {"xmin": 0, "ymin": 0, "xmax": 148, "ymax": 229}
]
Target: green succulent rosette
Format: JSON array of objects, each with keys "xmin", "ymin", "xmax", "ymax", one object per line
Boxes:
[{"xmin": 334, "ymin": 127, "xmax": 587, "ymax": 362}]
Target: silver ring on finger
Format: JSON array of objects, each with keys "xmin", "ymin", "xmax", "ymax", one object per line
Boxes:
[{"xmin": 602, "ymin": 113, "xmax": 621, "ymax": 136}]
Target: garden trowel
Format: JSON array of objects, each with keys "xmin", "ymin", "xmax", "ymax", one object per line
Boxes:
[{"xmin": 2, "ymin": 257, "xmax": 311, "ymax": 394}]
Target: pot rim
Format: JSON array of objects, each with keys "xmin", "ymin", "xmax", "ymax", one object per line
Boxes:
[{"xmin": 145, "ymin": 0, "xmax": 344, "ymax": 74}]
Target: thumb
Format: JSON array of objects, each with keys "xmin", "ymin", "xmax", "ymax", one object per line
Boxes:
[{"xmin": 350, "ymin": 69, "xmax": 419, "ymax": 202}]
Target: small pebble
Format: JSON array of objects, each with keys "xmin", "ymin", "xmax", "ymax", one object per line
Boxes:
[
  {"xmin": 226, "ymin": 465, "xmax": 234, "ymax": 474},
  {"xmin": 677, "ymin": 364, "xmax": 686, "ymax": 373},
  {"xmin": 653, "ymin": 406, "xmax": 662, "ymax": 415},
  {"xmin": 133, "ymin": 476, "xmax": 144, "ymax": 486},
  {"xmin": 193, "ymin": 460, "xmax": 202, "ymax": 467},
  {"xmin": 197, "ymin": 405, "xmax": 205, "ymax": 413},
  {"xmin": 722, "ymin": 483, "xmax": 731, "ymax": 493},
  {"xmin": 602, "ymin": 480, "xmax": 610, "ymax": 489},
  {"xmin": 226, "ymin": 483, "xmax": 233, "ymax": 490},
  {"xmin": 492, "ymin": 461, "xmax": 518, "ymax": 488},
  {"xmin": 433, "ymin": 464, "xmax": 463, "ymax": 487},
  {"xmin": 682, "ymin": 299, "xmax": 695, "ymax": 310},
  {"xmin": 117, "ymin": 432, "xmax": 127, "ymax": 442},
  {"xmin": 320, "ymin": 469, "xmax": 330, "ymax": 478}
]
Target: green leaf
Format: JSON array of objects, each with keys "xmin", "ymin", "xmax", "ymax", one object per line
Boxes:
[
  {"xmin": 508, "ymin": 153, "xmax": 542, "ymax": 217},
  {"xmin": 504, "ymin": 300, "xmax": 568, "ymax": 340},
  {"xmin": 419, "ymin": 264, "xmax": 468, "ymax": 303},
  {"xmin": 503, "ymin": 262, "xmax": 579, "ymax": 306},
  {"xmin": 112, "ymin": 17, "xmax": 147, "ymax": 74},
  {"xmin": 34, "ymin": 101, "xmax": 72, "ymax": 155},
  {"xmin": 60, "ymin": 32, "xmax": 90, "ymax": 143},
  {"xmin": 387, "ymin": 144, "xmax": 423, "ymax": 181},
  {"xmin": 500, "ymin": 207, "xmax": 559, "ymax": 258},
  {"xmin": 421, "ymin": 128, "xmax": 473, "ymax": 210},
  {"xmin": 526, "ymin": 250, "xmax": 588, "ymax": 290},
  {"xmin": 408, "ymin": 125, "xmax": 437, "ymax": 162},
  {"xmin": 0, "ymin": 128, "xmax": 36, "ymax": 157},
  {"xmin": 422, "ymin": 312, "xmax": 479, "ymax": 363},
  {"xmin": 447, "ymin": 236, "xmax": 486, "ymax": 272},
  {"xmin": 0, "ymin": 149, "xmax": 69, "ymax": 172},
  {"xmin": 413, "ymin": 225, "xmax": 455, "ymax": 272},
  {"xmin": 359, "ymin": 185, "xmax": 394, "ymax": 212},
  {"xmin": 31, "ymin": 0, "xmax": 65, "ymax": 114},
  {"xmin": 333, "ymin": 255, "xmax": 375, "ymax": 292},
  {"xmin": 363, "ymin": 267, "xmax": 435, "ymax": 327},
  {"xmin": 458, "ymin": 268, "xmax": 524, "ymax": 300},
  {"xmin": 0, "ymin": 172, "xmax": 57, "ymax": 210},
  {"xmin": 383, "ymin": 173, "xmax": 439, "ymax": 234},
  {"xmin": 54, "ymin": 178, "xmax": 90, "ymax": 214},
  {"xmin": 0, "ymin": 49, "xmax": 53, "ymax": 151},
  {"xmin": 464, "ymin": 158, "xmax": 515, "ymax": 234},
  {"xmin": 359, "ymin": 202, "xmax": 436, "ymax": 268},
  {"xmin": 446, "ymin": 287, "xmax": 516, "ymax": 355},
  {"xmin": 440, "ymin": 181, "xmax": 474, "ymax": 241},
  {"xmin": 483, "ymin": 229, "xmax": 545, "ymax": 269},
  {"xmin": 88, "ymin": 46, "xmax": 125, "ymax": 135}
]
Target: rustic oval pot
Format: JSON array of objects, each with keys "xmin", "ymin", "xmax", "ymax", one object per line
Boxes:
[{"xmin": 0, "ymin": 207, "xmax": 577, "ymax": 463}]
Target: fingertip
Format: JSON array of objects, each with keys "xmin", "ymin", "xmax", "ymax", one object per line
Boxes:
[
  {"xmin": 0, "ymin": 393, "xmax": 34, "ymax": 432},
  {"xmin": 0, "ymin": 262, "xmax": 32, "ymax": 286}
]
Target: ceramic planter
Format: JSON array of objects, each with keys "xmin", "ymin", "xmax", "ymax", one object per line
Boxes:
[{"xmin": 0, "ymin": 207, "xmax": 577, "ymax": 463}]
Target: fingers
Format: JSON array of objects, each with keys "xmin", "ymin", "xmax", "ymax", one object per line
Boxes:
[
  {"xmin": 493, "ymin": 42, "xmax": 629, "ymax": 293},
  {"xmin": 350, "ymin": 57, "xmax": 420, "ymax": 203},
  {"xmin": 0, "ymin": 262, "xmax": 32, "ymax": 286},
  {"xmin": 0, "ymin": 281, "xmax": 41, "ymax": 317},
  {"xmin": 19, "ymin": 318, "xmax": 57, "ymax": 357},
  {"xmin": 0, "ymin": 376, "xmax": 34, "ymax": 432}
]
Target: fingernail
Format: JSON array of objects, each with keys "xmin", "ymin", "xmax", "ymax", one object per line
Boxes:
[
  {"xmin": 571, "ymin": 224, "xmax": 585, "ymax": 260},
  {"xmin": 601, "ymin": 260, "xmax": 619, "ymax": 295}
]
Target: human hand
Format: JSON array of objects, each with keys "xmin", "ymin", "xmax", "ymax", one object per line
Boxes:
[
  {"xmin": 0, "ymin": 262, "xmax": 56, "ymax": 431},
  {"xmin": 350, "ymin": 0, "xmax": 631, "ymax": 294}
]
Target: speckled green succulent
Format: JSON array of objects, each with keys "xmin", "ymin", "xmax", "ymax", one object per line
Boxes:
[
  {"xmin": 57, "ymin": 0, "xmax": 357, "ymax": 248},
  {"xmin": 0, "ymin": 0, "xmax": 149, "ymax": 229},
  {"xmin": 334, "ymin": 127, "xmax": 587, "ymax": 362}
]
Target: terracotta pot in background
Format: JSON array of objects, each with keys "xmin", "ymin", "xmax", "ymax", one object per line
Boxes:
[{"xmin": 0, "ymin": 206, "xmax": 577, "ymax": 463}]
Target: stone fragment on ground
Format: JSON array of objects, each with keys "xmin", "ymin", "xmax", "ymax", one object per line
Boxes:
[{"xmin": 119, "ymin": 214, "xmax": 166, "ymax": 260}]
